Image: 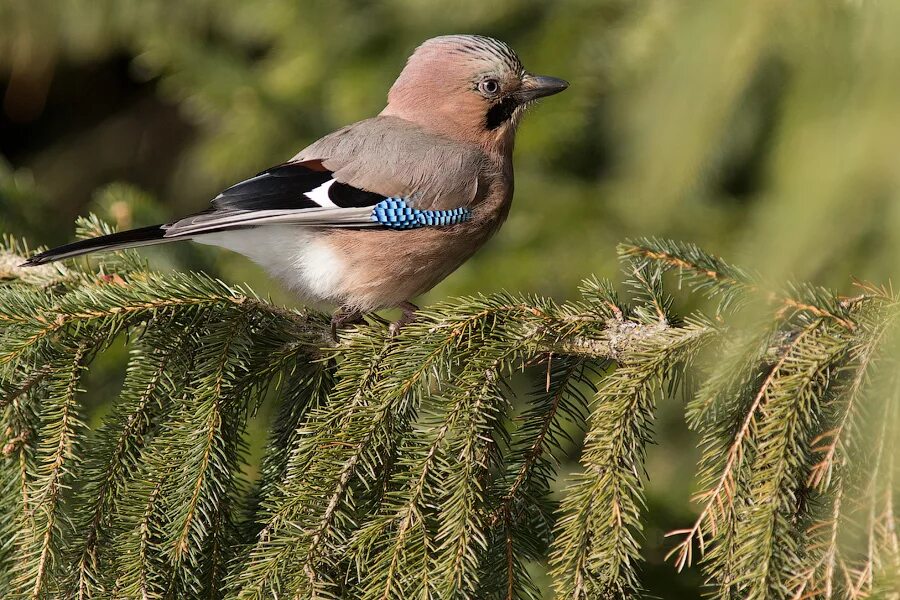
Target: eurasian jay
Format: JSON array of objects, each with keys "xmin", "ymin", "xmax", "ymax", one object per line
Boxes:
[{"xmin": 23, "ymin": 35, "xmax": 569, "ymax": 335}]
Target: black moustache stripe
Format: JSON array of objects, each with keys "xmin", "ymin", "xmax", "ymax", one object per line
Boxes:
[{"xmin": 485, "ymin": 97, "xmax": 519, "ymax": 130}]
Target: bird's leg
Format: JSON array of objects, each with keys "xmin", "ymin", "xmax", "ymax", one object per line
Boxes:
[
  {"xmin": 389, "ymin": 301, "xmax": 420, "ymax": 336},
  {"xmin": 331, "ymin": 306, "xmax": 363, "ymax": 341}
]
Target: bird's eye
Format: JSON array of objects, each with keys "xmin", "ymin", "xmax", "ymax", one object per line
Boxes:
[{"xmin": 479, "ymin": 78, "xmax": 501, "ymax": 96}]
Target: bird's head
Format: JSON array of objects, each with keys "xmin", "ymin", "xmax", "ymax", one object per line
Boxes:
[{"xmin": 381, "ymin": 35, "xmax": 568, "ymax": 157}]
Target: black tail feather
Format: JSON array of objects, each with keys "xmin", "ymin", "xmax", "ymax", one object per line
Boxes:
[{"xmin": 21, "ymin": 225, "xmax": 170, "ymax": 267}]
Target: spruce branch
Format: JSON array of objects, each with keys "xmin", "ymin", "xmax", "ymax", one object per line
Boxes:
[
  {"xmin": 229, "ymin": 334, "xmax": 396, "ymax": 600},
  {"xmin": 856, "ymin": 371, "xmax": 900, "ymax": 597},
  {"xmin": 66, "ymin": 333, "xmax": 186, "ymax": 599},
  {"xmin": 787, "ymin": 478, "xmax": 845, "ymax": 600},
  {"xmin": 0, "ymin": 232, "xmax": 897, "ymax": 600},
  {"xmin": 718, "ymin": 323, "xmax": 852, "ymax": 599},
  {"xmin": 668, "ymin": 320, "xmax": 825, "ymax": 572},
  {"xmin": 619, "ymin": 237, "xmax": 755, "ymax": 311},
  {"xmin": 493, "ymin": 358, "xmax": 589, "ymax": 527},
  {"xmin": 550, "ymin": 320, "xmax": 714, "ymax": 598},
  {"xmin": 237, "ymin": 360, "xmax": 336, "ymax": 550},
  {"xmin": 0, "ymin": 270, "xmax": 324, "ymax": 369},
  {"xmin": 431, "ymin": 354, "xmax": 512, "ymax": 598},
  {"xmin": 480, "ymin": 356, "xmax": 593, "ymax": 600},
  {"xmin": 0, "ymin": 364, "xmax": 53, "ymax": 413},
  {"xmin": 159, "ymin": 313, "xmax": 259, "ymax": 597},
  {"xmin": 620, "ymin": 237, "xmax": 863, "ymax": 329},
  {"xmin": 807, "ymin": 309, "xmax": 895, "ymax": 494},
  {"xmin": 0, "ymin": 364, "xmax": 40, "ymax": 591},
  {"xmin": 113, "ymin": 466, "xmax": 169, "ymax": 599},
  {"xmin": 14, "ymin": 341, "xmax": 91, "ymax": 599}
]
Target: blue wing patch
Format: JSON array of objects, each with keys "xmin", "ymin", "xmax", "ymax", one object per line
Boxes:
[{"xmin": 371, "ymin": 198, "xmax": 472, "ymax": 230}]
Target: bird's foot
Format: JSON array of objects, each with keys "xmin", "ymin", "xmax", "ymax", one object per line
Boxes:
[
  {"xmin": 389, "ymin": 301, "xmax": 419, "ymax": 336},
  {"xmin": 331, "ymin": 307, "xmax": 363, "ymax": 341}
]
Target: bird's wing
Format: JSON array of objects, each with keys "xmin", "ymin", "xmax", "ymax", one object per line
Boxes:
[
  {"xmin": 292, "ymin": 116, "xmax": 489, "ymax": 211},
  {"xmin": 22, "ymin": 120, "xmax": 489, "ymax": 266},
  {"xmin": 163, "ymin": 161, "xmax": 382, "ymax": 237},
  {"xmin": 165, "ymin": 118, "xmax": 487, "ymax": 238}
]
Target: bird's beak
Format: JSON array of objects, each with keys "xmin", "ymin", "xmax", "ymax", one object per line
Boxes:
[{"xmin": 517, "ymin": 73, "xmax": 569, "ymax": 101}]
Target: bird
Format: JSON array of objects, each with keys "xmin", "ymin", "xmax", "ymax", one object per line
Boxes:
[{"xmin": 22, "ymin": 34, "xmax": 569, "ymax": 337}]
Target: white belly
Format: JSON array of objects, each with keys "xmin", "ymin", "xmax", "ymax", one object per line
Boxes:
[{"xmin": 196, "ymin": 226, "xmax": 345, "ymax": 303}]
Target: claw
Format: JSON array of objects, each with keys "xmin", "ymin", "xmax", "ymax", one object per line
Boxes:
[
  {"xmin": 331, "ymin": 307, "xmax": 363, "ymax": 341},
  {"xmin": 389, "ymin": 301, "xmax": 419, "ymax": 336}
]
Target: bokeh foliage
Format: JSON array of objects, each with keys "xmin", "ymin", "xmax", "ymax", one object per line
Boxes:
[{"xmin": 2, "ymin": 0, "xmax": 900, "ymax": 598}]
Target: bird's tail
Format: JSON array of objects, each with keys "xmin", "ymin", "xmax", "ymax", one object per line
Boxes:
[{"xmin": 20, "ymin": 225, "xmax": 178, "ymax": 267}]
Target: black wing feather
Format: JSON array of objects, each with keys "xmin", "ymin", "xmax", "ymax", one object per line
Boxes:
[
  {"xmin": 212, "ymin": 163, "xmax": 333, "ymax": 211},
  {"xmin": 328, "ymin": 181, "xmax": 386, "ymax": 207}
]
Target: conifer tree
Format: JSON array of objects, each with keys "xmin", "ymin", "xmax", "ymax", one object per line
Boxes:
[{"xmin": 0, "ymin": 224, "xmax": 897, "ymax": 599}]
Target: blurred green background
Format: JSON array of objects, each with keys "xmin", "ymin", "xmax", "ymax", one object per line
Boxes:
[{"xmin": 3, "ymin": 0, "xmax": 900, "ymax": 596}]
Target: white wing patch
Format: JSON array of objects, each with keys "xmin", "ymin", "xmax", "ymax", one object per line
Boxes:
[{"xmin": 304, "ymin": 179, "xmax": 337, "ymax": 208}]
